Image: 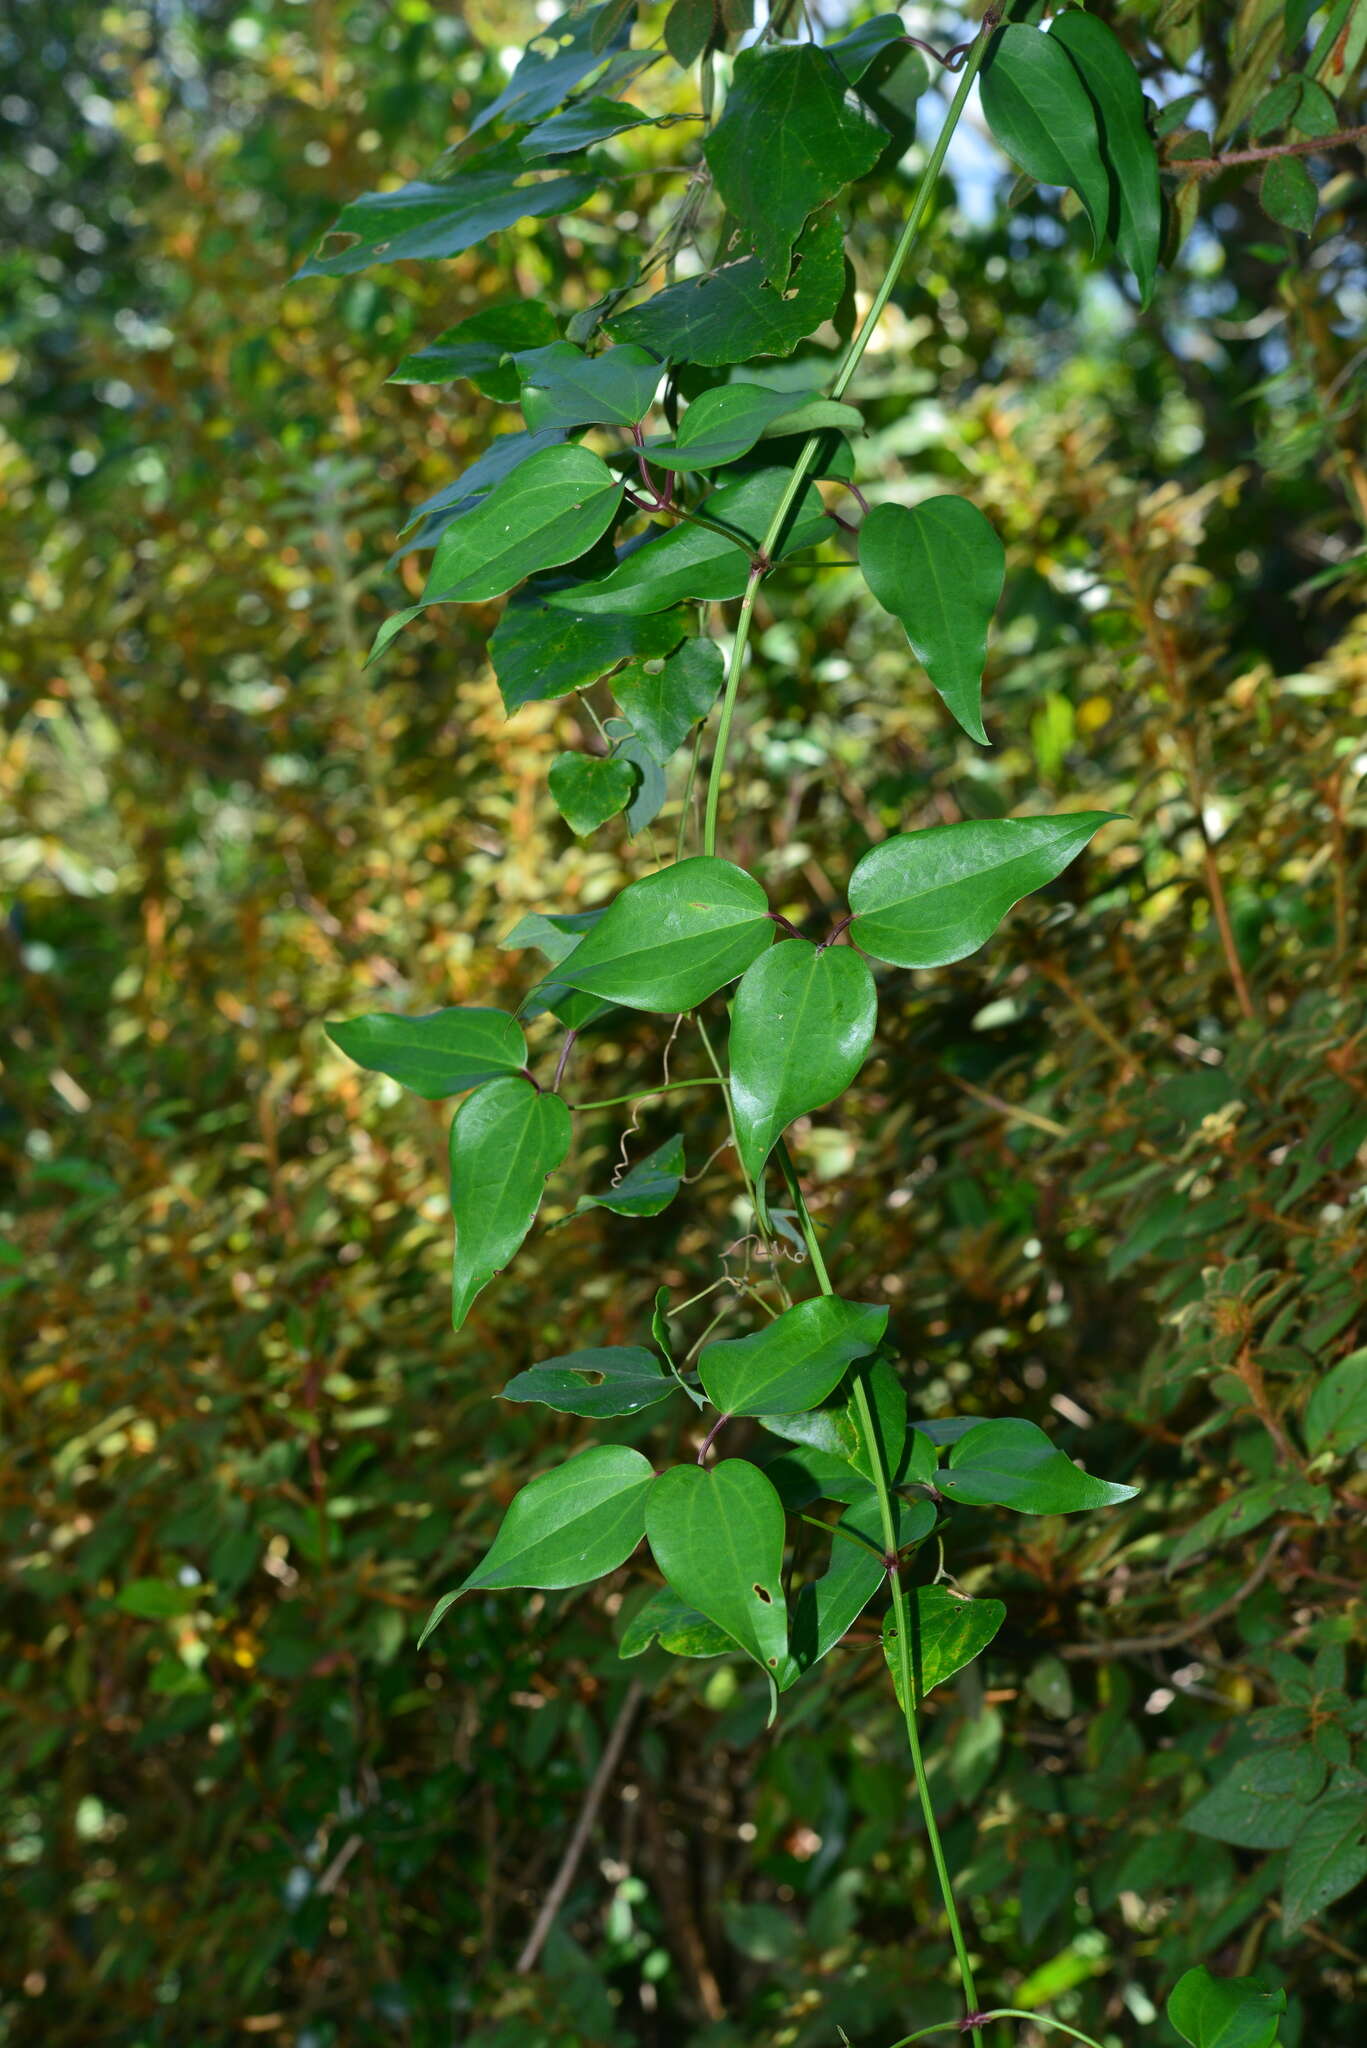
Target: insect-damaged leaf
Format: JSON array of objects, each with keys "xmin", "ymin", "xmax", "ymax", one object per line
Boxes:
[
  {"xmin": 449, "ymin": 1077, "xmax": 571, "ymax": 1330},
  {"xmin": 645, "ymin": 1459, "xmax": 789, "ymax": 1674},
  {"xmin": 729, "ymin": 939, "xmax": 877, "ymax": 1187},
  {"xmin": 613, "ymin": 637, "xmax": 724, "ymax": 761},
  {"xmin": 326, "ymin": 1006, "xmax": 525, "ymax": 1100},
  {"xmin": 491, "ymin": 598, "xmax": 688, "ymax": 713},
  {"xmin": 498, "ymin": 1345, "xmax": 676, "ymax": 1418},
  {"xmin": 555, "ymin": 856, "xmax": 773, "ymax": 1012},
  {"xmin": 858, "ymin": 497, "xmax": 1005, "ymax": 745}
]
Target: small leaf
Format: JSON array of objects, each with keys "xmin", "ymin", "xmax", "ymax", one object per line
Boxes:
[
  {"xmin": 847, "ymin": 812, "xmax": 1117, "ymax": 969},
  {"xmin": 576, "ymin": 1134, "xmax": 686, "ymax": 1218},
  {"xmin": 1283, "ymin": 1773, "xmax": 1367, "ymax": 1931},
  {"xmin": 648, "ymin": 384, "xmax": 861, "ymax": 472},
  {"xmin": 610, "ymin": 209, "xmax": 847, "ymax": 368},
  {"xmin": 614, "ymin": 637, "xmax": 724, "ymax": 760},
  {"xmin": 449, "ymin": 1077, "xmax": 572, "ymax": 1330},
  {"xmin": 610, "ymin": 725, "xmax": 666, "ymax": 834},
  {"xmin": 548, "ymin": 751, "xmax": 636, "ymax": 835},
  {"xmin": 1183, "ymin": 1745, "xmax": 1328, "ymax": 1849},
  {"xmin": 859, "ymin": 497, "xmax": 1004, "ymax": 745},
  {"xmin": 555, "ymin": 855, "xmax": 772, "ymax": 1012},
  {"xmin": 516, "ymin": 340, "xmax": 663, "ymax": 430},
  {"xmin": 1305, "ymin": 1346, "xmax": 1367, "ymax": 1455},
  {"xmin": 115, "ymin": 1579, "xmax": 197, "ymax": 1620},
  {"xmin": 1260, "ymin": 153, "xmax": 1318, "ymax": 233},
  {"xmin": 326, "ymin": 1007, "xmax": 525, "ymax": 1100},
  {"xmin": 980, "ymin": 24, "xmax": 1111, "ymax": 253},
  {"xmin": 645, "ymin": 1459, "xmax": 789, "ymax": 1672},
  {"xmin": 941, "ymin": 1417, "xmax": 1137, "ymax": 1515},
  {"xmin": 1166, "ymin": 1966, "xmax": 1288, "ymax": 2048},
  {"xmin": 700, "ymin": 1296, "xmax": 888, "ymax": 1416},
  {"xmin": 490, "ymin": 597, "xmax": 687, "ymax": 713},
  {"xmin": 883, "ymin": 1585, "xmax": 1006, "ymax": 1707},
  {"xmin": 388, "ymin": 300, "xmax": 559, "ymax": 396},
  {"xmin": 619, "ymin": 1584, "xmax": 734, "ymax": 1659},
  {"xmin": 730, "ymin": 940, "xmax": 877, "ymax": 1187},
  {"xmin": 521, "ymin": 96, "xmax": 652, "ymax": 160},
  {"xmin": 1050, "ymin": 9, "xmax": 1164, "ymax": 305},
  {"xmin": 499, "ymin": 1345, "xmax": 676, "ymax": 1417},
  {"xmin": 664, "ymin": 0, "xmax": 716, "ymax": 70},
  {"xmin": 423, "ymin": 445, "xmax": 623, "ymax": 607}
]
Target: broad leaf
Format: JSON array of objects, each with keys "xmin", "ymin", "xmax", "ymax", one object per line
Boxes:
[
  {"xmin": 704, "ymin": 44, "xmax": 886, "ymax": 284},
  {"xmin": 614, "ymin": 637, "xmax": 723, "ymax": 760},
  {"xmin": 575, "ymin": 1134, "xmax": 685, "ymax": 1218},
  {"xmin": 763, "ymin": 1445, "xmax": 876, "ymax": 1509},
  {"xmin": 645, "ymin": 1459, "xmax": 789, "ymax": 1673},
  {"xmin": 1284, "ymin": 1772, "xmax": 1367, "ymax": 1931},
  {"xmin": 648, "ymin": 384, "xmax": 861, "ymax": 472},
  {"xmin": 1051, "ymin": 9, "xmax": 1163, "ymax": 305},
  {"xmin": 499, "ymin": 1345, "xmax": 676, "ymax": 1418},
  {"xmin": 555, "ymin": 855, "xmax": 772, "ymax": 1012},
  {"xmin": 883, "ymin": 1585, "xmax": 1007, "ymax": 1708},
  {"xmin": 729, "ymin": 940, "xmax": 877, "ymax": 1187},
  {"xmin": 449, "ymin": 1077, "xmax": 572, "ymax": 1330},
  {"xmin": 610, "ymin": 209, "xmax": 847, "ymax": 368},
  {"xmin": 757, "ymin": 1355, "xmax": 913, "ymax": 1485},
  {"xmin": 326, "ymin": 1006, "xmax": 525, "ymax": 1100},
  {"xmin": 467, "ymin": 6, "xmax": 632, "ymax": 137},
  {"xmin": 388, "ymin": 301, "xmax": 559, "ymax": 397},
  {"xmin": 397, "ymin": 429, "xmax": 567, "ymax": 549},
  {"xmin": 421, "ymin": 1444, "xmax": 653, "ymax": 1641},
  {"xmin": 1305, "ymin": 1346, "xmax": 1367, "ymax": 1455},
  {"xmin": 521, "ymin": 96, "xmax": 652, "ymax": 160},
  {"xmin": 700, "ymin": 1296, "xmax": 887, "ymax": 1417},
  {"xmin": 980, "ymin": 24, "xmax": 1110, "ymax": 254},
  {"xmin": 1167, "ymin": 1966, "xmax": 1288, "ymax": 2048},
  {"xmin": 941, "ymin": 1417, "xmax": 1137, "ymax": 1514},
  {"xmin": 826, "ymin": 14, "xmax": 917, "ymax": 84},
  {"xmin": 424, "ymin": 445, "xmax": 623, "ymax": 605},
  {"xmin": 490, "ymin": 597, "xmax": 687, "ymax": 713},
  {"xmin": 548, "ymin": 751, "xmax": 636, "ymax": 835},
  {"xmin": 619, "ymin": 1584, "xmax": 734, "ymax": 1660},
  {"xmin": 847, "ymin": 812, "xmax": 1116, "ymax": 969},
  {"xmin": 1184, "ymin": 1744, "xmax": 1327, "ymax": 1849},
  {"xmin": 516, "ymin": 341, "xmax": 663, "ymax": 430},
  {"xmin": 609, "ymin": 723, "xmax": 666, "ymax": 834},
  {"xmin": 858, "ymin": 497, "xmax": 1005, "ymax": 745},
  {"xmin": 554, "ymin": 467, "xmax": 833, "ymax": 615}
]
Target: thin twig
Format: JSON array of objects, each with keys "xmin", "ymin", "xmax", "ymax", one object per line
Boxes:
[
  {"xmin": 1165, "ymin": 123, "xmax": 1367, "ymax": 178},
  {"xmin": 515, "ymin": 1681, "xmax": 644, "ymax": 1975},
  {"xmin": 1062, "ymin": 1527, "xmax": 1291, "ymax": 1660}
]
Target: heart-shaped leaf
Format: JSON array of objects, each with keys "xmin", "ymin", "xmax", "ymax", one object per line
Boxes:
[
  {"xmin": 847, "ymin": 812, "xmax": 1116, "ymax": 969},
  {"xmin": 981, "ymin": 24, "xmax": 1111, "ymax": 253},
  {"xmin": 941, "ymin": 1418, "xmax": 1138, "ymax": 1515},
  {"xmin": 575, "ymin": 1134, "xmax": 685, "ymax": 1218},
  {"xmin": 491, "ymin": 597, "xmax": 688, "ymax": 713},
  {"xmin": 609, "ymin": 209, "xmax": 847, "ymax": 368},
  {"xmin": 883, "ymin": 1585, "xmax": 1006, "ymax": 1707},
  {"xmin": 700, "ymin": 1296, "xmax": 888, "ymax": 1416},
  {"xmin": 424, "ymin": 444, "xmax": 623, "ymax": 606},
  {"xmin": 449, "ymin": 1076, "xmax": 572, "ymax": 1330},
  {"xmin": 498, "ymin": 1346, "xmax": 676, "ymax": 1418},
  {"xmin": 516, "ymin": 341, "xmax": 663, "ymax": 430},
  {"xmin": 613, "ymin": 637, "xmax": 724, "ymax": 761},
  {"xmin": 858, "ymin": 497, "xmax": 1005, "ymax": 745},
  {"xmin": 1051, "ymin": 9, "xmax": 1162, "ymax": 305},
  {"xmin": 729, "ymin": 940, "xmax": 877, "ymax": 1187},
  {"xmin": 1166, "ymin": 1966, "xmax": 1288, "ymax": 2048},
  {"xmin": 326, "ymin": 1006, "xmax": 525, "ymax": 1100},
  {"xmin": 555, "ymin": 855, "xmax": 772, "ymax": 1013},
  {"xmin": 548, "ymin": 751, "xmax": 636, "ymax": 836},
  {"xmin": 645, "ymin": 1459, "xmax": 789, "ymax": 1673}
]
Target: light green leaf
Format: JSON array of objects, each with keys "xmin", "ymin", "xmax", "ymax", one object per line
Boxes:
[
  {"xmin": 980, "ymin": 24, "xmax": 1111, "ymax": 253},
  {"xmin": 613, "ymin": 637, "xmax": 724, "ymax": 760},
  {"xmin": 548, "ymin": 751, "xmax": 636, "ymax": 836},
  {"xmin": 704, "ymin": 44, "xmax": 886, "ymax": 284},
  {"xmin": 1051, "ymin": 9, "xmax": 1163, "ymax": 305},
  {"xmin": 858, "ymin": 497, "xmax": 1005, "ymax": 745},
  {"xmin": 516, "ymin": 341, "xmax": 663, "ymax": 430},
  {"xmin": 1261, "ymin": 154, "xmax": 1318, "ymax": 234},
  {"xmin": 883, "ymin": 1585, "xmax": 1007, "ymax": 1707},
  {"xmin": 647, "ymin": 384, "xmax": 861, "ymax": 472},
  {"xmin": 521, "ymin": 96, "xmax": 652, "ymax": 160},
  {"xmin": 326, "ymin": 1006, "xmax": 525, "ymax": 1100},
  {"xmin": 847, "ymin": 812, "xmax": 1117, "ymax": 969},
  {"xmin": 941, "ymin": 1417, "xmax": 1137, "ymax": 1515},
  {"xmin": 498, "ymin": 1346, "xmax": 676, "ymax": 1418},
  {"xmin": 701, "ymin": 1297, "xmax": 888, "ymax": 1417},
  {"xmin": 575, "ymin": 1134, "xmax": 685, "ymax": 1218},
  {"xmin": 1284, "ymin": 1773, "xmax": 1367, "ymax": 1931},
  {"xmin": 490, "ymin": 596, "xmax": 687, "ymax": 713},
  {"xmin": 1184, "ymin": 1745, "xmax": 1327, "ymax": 1849},
  {"xmin": 449, "ymin": 1077, "xmax": 572, "ymax": 1330},
  {"xmin": 555, "ymin": 855, "xmax": 772, "ymax": 1013},
  {"xmin": 388, "ymin": 300, "xmax": 559, "ymax": 396},
  {"xmin": 1305, "ymin": 1347, "xmax": 1367, "ymax": 1455},
  {"xmin": 610, "ymin": 209, "xmax": 848, "ymax": 368},
  {"xmin": 645, "ymin": 1459, "xmax": 789, "ymax": 1673},
  {"xmin": 619, "ymin": 1584, "xmax": 734, "ymax": 1660},
  {"xmin": 424, "ymin": 445, "xmax": 623, "ymax": 606},
  {"xmin": 1167, "ymin": 1966, "xmax": 1288, "ymax": 2048},
  {"xmin": 729, "ymin": 940, "xmax": 877, "ymax": 1187}
]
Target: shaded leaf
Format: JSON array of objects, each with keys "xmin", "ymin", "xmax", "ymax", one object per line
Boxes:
[
  {"xmin": 468, "ymin": 7, "xmax": 632, "ymax": 137},
  {"xmin": 645, "ymin": 1459, "xmax": 789, "ymax": 1672},
  {"xmin": 610, "ymin": 209, "xmax": 847, "ymax": 367},
  {"xmin": 1052, "ymin": 9, "xmax": 1163, "ymax": 304},
  {"xmin": 555, "ymin": 855, "xmax": 772, "ymax": 1012},
  {"xmin": 1184, "ymin": 1744, "xmax": 1327, "ymax": 1848},
  {"xmin": 941, "ymin": 1417, "xmax": 1137, "ymax": 1514},
  {"xmin": 1305, "ymin": 1346, "xmax": 1367, "ymax": 1455},
  {"xmin": 326, "ymin": 1006, "xmax": 525, "ymax": 1100},
  {"xmin": 664, "ymin": 0, "xmax": 717, "ymax": 70},
  {"xmin": 449, "ymin": 1077, "xmax": 572, "ymax": 1330},
  {"xmin": 490, "ymin": 597, "xmax": 687, "ymax": 713},
  {"xmin": 499, "ymin": 1346, "xmax": 676, "ymax": 1418},
  {"xmin": 648, "ymin": 385, "xmax": 861, "ymax": 472},
  {"xmin": 576, "ymin": 1134, "xmax": 685, "ymax": 1217},
  {"xmin": 516, "ymin": 340, "xmax": 662, "ymax": 430},
  {"xmin": 521, "ymin": 96, "xmax": 652, "ymax": 160},
  {"xmin": 388, "ymin": 300, "xmax": 559, "ymax": 397},
  {"xmin": 619, "ymin": 1584, "xmax": 734, "ymax": 1659},
  {"xmin": 700, "ymin": 1296, "xmax": 887, "ymax": 1417},
  {"xmin": 859, "ymin": 496, "xmax": 1005, "ymax": 744},
  {"xmin": 730, "ymin": 939, "xmax": 877, "ymax": 1186},
  {"xmin": 1167, "ymin": 1966, "xmax": 1287, "ymax": 2048},
  {"xmin": 980, "ymin": 24, "xmax": 1111, "ymax": 252},
  {"xmin": 1260, "ymin": 153, "xmax": 1318, "ymax": 232},
  {"xmin": 548, "ymin": 751, "xmax": 636, "ymax": 835},
  {"xmin": 1284, "ymin": 1773, "xmax": 1367, "ymax": 1930}
]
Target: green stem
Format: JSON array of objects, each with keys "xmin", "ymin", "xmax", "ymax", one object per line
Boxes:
[
  {"xmin": 702, "ymin": 564, "xmax": 764, "ymax": 857},
  {"xmin": 887, "ymin": 2019, "xmax": 1108, "ymax": 2048},
  {"xmin": 571, "ymin": 1077, "xmax": 724, "ymax": 1113},
  {"xmin": 775, "ymin": 1140, "xmax": 983, "ymax": 2048}
]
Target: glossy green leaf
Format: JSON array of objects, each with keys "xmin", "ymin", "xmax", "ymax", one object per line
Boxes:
[
  {"xmin": 729, "ymin": 940, "xmax": 877, "ymax": 1187},
  {"xmin": 779, "ymin": 1501, "xmax": 882, "ymax": 1689},
  {"xmin": 757, "ymin": 1355, "xmax": 912, "ymax": 1485},
  {"xmin": 1305, "ymin": 1347, "xmax": 1367, "ymax": 1455},
  {"xmin": 648, "ymin": 383, "xmax": 861, "ymax": 472},
  {"xmin": 826, "ymin": 14, "xmax": 915, "ymax": 85},
  {"xmin": 645, "ymin": 1459, "xmax": 789, "ymax": 1673},
  {"xmin": 858, "ymin": 497, "xmax": 1005, "ymax": 745},
  {"xmin": 467, "ymin": 7, "xmax": 631, "ymax": 137},
  {"xmin": 1167, "ymin": 1966, "xmax": 1288, "ymax": 2048},
  {"xmin": 326, "ymin": 1006, "xmax": 525, "ymax": 1100},
  {"xmin": 703, "ymin": 44, "xmax": 886, "ymax": 284},
  {"xmin": 520, "ymin": 96, "xmax": 652, "ymax": 160},
  {"xmin": 1051, "ymin": 9, "xmax": 1163, "ymax": 305},
  {"xmin": 388, "ymin": 300, "xmax": 559, "ymax": 396},
  {"xmin": 847, "ymin": 812, "xmax": 1116, "ymax": 969},
  {"xmin": 1284, "ymin": 1772, "xmax": 1367, "ymax": 1931},
  {"xmin": 1261, "ymin": 154, "xmax": 1318, "ymax": 233},
  {"xmin": 554, "ymin": 467, "xmax": 833, "ymax": 615},
  {"xmin": 500, "ymin": 907, "xmax": 614, "ymax": 1030},
  {"xmin": 490, "ymin": 597, "xmax": 687, "ymax": 713},
  {"xmin": 398, "ymin": 429, "xmax": 567, "ymax": 547},
  {"xmin": 548, "ymin": 751, "xmax": 636, "ymax": 836},
  {"xmin": 449, "ymin": 1077, "xmax": 572, "ymax": 1330},
  {"xmin": 498, "ymin": 1345, "xmax": 675, "ymax": 1418},
  {"xmin": 700, "ymin": 1297, "xmax": 887, "ymax": 1417},
  {"xmin": 980, "ymin": 24, "xmax": 1111, "ymax": 254},
  {"xmin": 610, "ymin": 209, "xmax": 847, "ymax": 367},
  {"xmin": 613, "ymin": 637, "xmax": 723, "ymax": 761},
  {"xmin": 555, "ymin": 856, "xmax": 772, "ymax": 1012},
  {"xmin": 941, "ymin": 1417, "xmax": 1137, "ymax": 1515},
  {"xmin": 883, "ymin": 1585, "xmax": 1007, "ymax": 1708},
  {"xmin": 619, "ymin": 1584, "xmax": 734, "ymax": 1660},
  {"xmin": 424, "ymin": 445, "xmax": 623, "ymax": 606},
  {"xmin": 576, "ymin": 1134, "xmax": 685, "ymax": 1218},
  {"xmin": 763, "ymin": 1445, "xmax": 876, "ymax": 1509},
  {"xmin": 516, "ymin": 341, "xmax": 662, "ymax": 430}
]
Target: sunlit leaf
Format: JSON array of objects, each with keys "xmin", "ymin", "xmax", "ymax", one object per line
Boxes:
[
  {"xmin": 729, "ymin": 939, "xmax": 877, "ymax": 1187},
  {"xmin": 449, "ymin": 1077, "xmax": 572, "ymax": 1330},
  {"xmin": 883, "ymin": 1585, "xmax": 1006, "ymax": 1707},
  {"xmin": 940, "ymin": 1418, "xmax": 1138, "ymax": 1515},
  {"xmin": 498, "ymin": 1345, "xmax": 676, "ymax": 1417},
  {"xmin": 858, "ymin": 497, "xmax": 1005, "ymax": 745},
  {"xmin": 610, "ymin": 210, "xmax": 847, "ymax": 367},
  {"xmin": 424, "ymin": 445, "xmax": 623, "ymax": 605},
  {"xmin": 555, "ymin": 855, "xmax": 773, "ymax": 1012},
  {"xmin": 981, "ymin": 24, "xmax": 1111, "ymax": 253},
  {"xmin": 700, "ymin": 1296, "xmax": 887, "ymax": 1416},
  {"xmin": 645, "ymin": 1459, "xmax": 789, "ymax": 1673},
  {"xmin": 326, "ymin": 1007, "xmax": 526, "ymax": 1099}
]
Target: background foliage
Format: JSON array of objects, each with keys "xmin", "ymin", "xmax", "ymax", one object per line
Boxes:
[{"xmin": 2, "ymin": 3, "xmax": 1364, "ymax": 2045}]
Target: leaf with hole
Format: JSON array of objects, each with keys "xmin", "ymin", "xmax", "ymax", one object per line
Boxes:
[
  {"xmin": 490, "ymin": 596, "xmax": 687, "ymax": 713},
  {"xmin": 423, "ymin": 445, "xmax": 623, "ymax": 607},
  {"xmin": 555, "ymin": 856, "xmax": 772, "ymax": 1012},
  {"xmin": 388, "ymin": 300, "xmax": 559, "ymax": 396},
  {"xmin": 884, "ymin": 1585, "xmax": 1007, "ymax": 1708},
  {"xmin": 1166, "ymin": 1966, "xmax": 1288, "ymax": 2048},
  {"xmin": 847, "ymin": 812, "xmax": 1116, "ymax": 969},
  {"xmin": 1051, "ymin": 9, "xmax": 1163, "ymax": 305},
  {"xmin": 548, "ymin": 751, "xmax": 636, "ymax": 836},
  {"xmin": 610, "ymin": 209, "xmax": 847, "ymax": 368},
  {"xmin": 700, "ymin": 1297, "xmax": 887, "ymax": 1417},
  {"xmin": 521, "ymin": 96, "xmax": 653, "ymax": 159},
  {"xmin": 613, "ymin": 637, "xmax": 723, "ymax": 760},
  {"xmin": 498, "ymin": 1345, "xmax": 676, "ymax": 1418},
  {"xmin": 645, "ymin": 1459, "xmax": 789, "ymax": 1673},
  {"xmin": 516, "ymin": 341, "xmax": 663, "ymax": 430},
  {"xmin": 575, "ymin": 1134, "xmax": 686, "ymax": 1218},
  {"xmin": 449, "ymin": 1077, "xmax": 572, "ymax": 1330},
  {"xmin": 859, "ymin": 497, "xmax": 1005, "ymax": 745},
  {"xmin": 940, "ymin": 1417, "xmax": 1137, "ymax": 1514},
  {"xmin": 980, "ymin": 24, "xmax": 1111, "ymax": 254},
  {"xmin": 326, "ymin": 1007, "xmax": 525, "ymax": 1100},
  {"xmin": 729, "ymin": 940, "xmax": 877, "ymax": 1188}
]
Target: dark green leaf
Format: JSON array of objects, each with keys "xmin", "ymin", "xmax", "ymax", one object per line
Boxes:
[
  {"xmin": 449, "ymin": 1077, "xmax": 572, "ymax": 1330},
  {"xmin": 548, "ymin": 751, "xmax": 636, "ymax": 835},
  {"xmin": 467, "ymin": 7, "xmax": 632, "ymax": 138},
  {"xmin": 1260, "ymin": 154, "xmax": 1318, "ymax": 233},
  {"xmin": 847, "ymin": 812, "xmax": 1117, "ymax": 969},
  {"xmin": 941, "ymin": 1417, "xmax": 1137, "ymax": 1514},
  {"xmin": 883, "ymin": 1585, "xmax": 1007, "ymax": 1708},
  {"xmin": 602, "ymin": 718, "xmax": 666, "ymax": 835},
  {"xmin": 575, "ymin": 1134, "xmax": 686, "ymax": 1217},
  {"xmin": 778, "ymin": 1497, "xmax": 884, "ymax": 1690},
  {"xmin": 424, "ymin": 445, "xmax": 623, "ymax": 605},
  {"xmin": 700, "ymin": 1296, "xmax": 888, "ymax": 1417},
  {"xmin": 664, "ymin": 0, "xmax": 717, "ymax": 70},
  {"xmin": 980, "ymin": 24, "xmax": 1111, "ymax": 253},
  {"xmin": 326, "ymin": 1007, "xmax": 525, "ymax": 1099},
  {"xmin": 610, "ymin": 209, "xmax": 847, "ymax": 367},
  {"xmin": 1167, "ymin": 1966, "xmax": 1287, "ymax": 2048},
  {"xmin": 521, "ymin": 96, "xmax": 652, "ymax": 160},
  {"xmin": 1184, "ymin": 1745, "xmax": 1327, "ymax": 1848},
  {"xmin": 498, "ymin": 1345, "xmax": 675, "ymax": 1417},
  {"xmin": 1284, "ymin": 1773, "xmax": 1367, "ymax": 1930},
  {"xmin": 490, "ymin": 597, "xmax": 687, "ymax": 713},
  {"xmin": 397, "ymin": 429, "xmax": 567, "ymax": 547},
  {"xmin": 613, "ymin": 637, "xmax": 724, "ymax": 760},
  {"xmin": 1305, "ymin": 1346, "xmax": 1367, "ymax": 1455},
  {"xmin": 730, "ymin": 940, "xmax": 877, "ymax": 1186},
  {"xmin": 516, "ymin": 341, "xmax": 663, "ymax": 430},
  {"xmin": 859, "ymin": 496, "xmax": 1005, "ymax": 745},
  {"xmin": 388, "ymin": 301, "xmax": 559, "ymax": 396},
  {"xmin": 505, "ymin": 907, "xmax": 617, "ymax": 1031},
  {"xmin": 1051, "ymin": 9, "xmax": 1163, "ymax": 305},
  {"xmin": 555, "ymin": 855, "xmax": 772, "ymax": 1012},
  {"xmin": 703, "ymin": 44, "xmax": 886, "ymax": 284},
  {"xmin": 826, "ymin": 14, "xmax": 914, "ymax": 85},
  {"xmin": 645, "ymin": 1459, "xmax": 789, "ymax": 1672},
  {"xmin": 648, "ymin": 383, "xmax": 861, "ymax": 472},
  {"xmin": 763, "ymin": 1446, "xmax": 876, "ymax": 1509},
  {"xmin": 847, "ymin": 1356, "xmax": 909, "ymax": 1486},
  {"xmin": 619, "ymin": 1584, "xmax": 733, "ymax": 1659}
]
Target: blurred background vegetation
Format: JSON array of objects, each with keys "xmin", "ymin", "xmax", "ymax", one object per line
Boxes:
[{"xmin": 2, "ymin": 2, "xmax": 1364, "ymax": 2045}]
